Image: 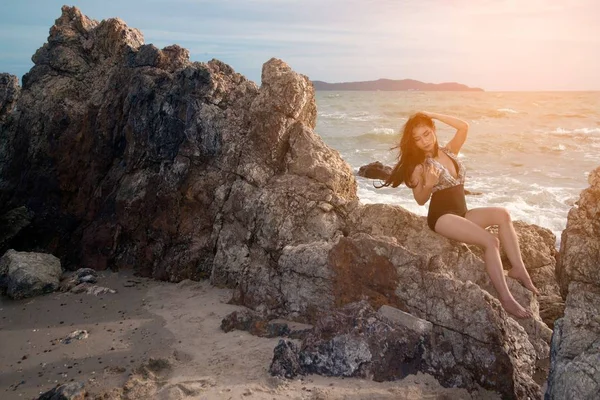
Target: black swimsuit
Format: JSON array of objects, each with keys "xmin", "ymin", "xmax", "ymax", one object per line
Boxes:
[{"xmin": 425, "ymin": 147, "xmax": 468, "ymax": 231}]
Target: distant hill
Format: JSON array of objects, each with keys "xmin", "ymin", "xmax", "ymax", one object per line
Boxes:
[{"xmin": 311, "ymin": 78, "xmax": 483, "ymax": 92}]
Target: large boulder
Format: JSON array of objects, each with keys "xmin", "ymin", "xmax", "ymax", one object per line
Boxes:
[
  {"xmin": 556, "ymin": 167, "xmax": 600, "ymax": 297},
  {"xmin": 0, "ymin": 249, "xmax": 62, "ymax": 299},
  {"xmin": 357, "ymin": 161, "xmax": 392, "ymax": 180},
  {"xmin": 546, "ymin": 167, "xmax": 600, "ymax": 399}
]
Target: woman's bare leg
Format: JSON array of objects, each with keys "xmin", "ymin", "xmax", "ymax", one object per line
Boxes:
[
  {"xmin": 465, "ymin": 207, "xmax": 540, "ymax": 295},
  {"xmin": 434, "ymin": 214, "xmax": 531, "ymax": 318}
]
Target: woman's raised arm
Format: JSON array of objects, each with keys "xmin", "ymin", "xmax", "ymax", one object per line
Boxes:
[{"xmin": 423, "ymin": 111, "xmax": 469, "ymax": 154}]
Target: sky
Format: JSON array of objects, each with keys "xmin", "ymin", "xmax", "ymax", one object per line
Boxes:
[{"xmin": 0, "ymin": 0, "xmax": 599, "ymax": 91}]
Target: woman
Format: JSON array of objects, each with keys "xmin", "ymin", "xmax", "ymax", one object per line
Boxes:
[{"xmin": 381, "ymin": 111, "xmax": 539, "ymax": 318}]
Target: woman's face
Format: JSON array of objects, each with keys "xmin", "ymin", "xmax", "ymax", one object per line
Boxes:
[{"xmin": 412, "ymin": 124, "xmax": 437, "ymax": 156}]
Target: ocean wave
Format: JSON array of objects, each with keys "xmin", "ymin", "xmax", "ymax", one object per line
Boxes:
[
  {"xmin": 353, "ymin": 132, "xmax": 399, "ymax": 145},
  {"xmin": 480, "ymin": 109, "xmax": 522, "ymax": 119},
  {"xmin": 540, "ymin": 143, "xmax": 567, "ymax": 152},
  {"xmin": 319, "ymin": 111, "xmax": 383, "ymax": 122},
  {"xmin": 550, "ymin": 127, "xmax": 600, "ymax": 135},
  {"xmin": 544, "ymin": 113, "xmax": 588, "ymax": 119},
  {"xmin": 326, "ymin": 128, "xmax": 399, "ymax": 143},
  {"xmin": 319, "ymin": 112, "xmax": 348, "ymax": 120},
  {"xmin": 370, "ymin": 127, "xmax": 396, "ymax": 135},
  {"xmin": 497, "ymin": 108, "xmax": 519, "ymax": 114}
]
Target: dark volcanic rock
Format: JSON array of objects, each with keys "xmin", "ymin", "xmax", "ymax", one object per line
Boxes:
[
  {"xmin": 269, "ymin": 340, "xmax": 304, "ymax": 379},
  {"xmin": 270, "ymin": 301, "xmax": 431, "ymax": 381},
  {"xmin": 37, "ymin": 381, "xmax": 86, "ymax": 400},
  {"xmin": 221, "ymin": 309, "xmax": 313, "ymax": 339},
  {"xmin": 357, "ymin": 161, "xmax": 392, "ymax": 180}
]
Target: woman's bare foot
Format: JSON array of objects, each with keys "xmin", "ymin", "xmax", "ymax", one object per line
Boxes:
[
  {"xmin": 500, "ymin": 297, "xmax": 532, "ymax": 319},
  {"xmin": 507, "ymin": 268, "xmax": 540, "ymax": 296}
]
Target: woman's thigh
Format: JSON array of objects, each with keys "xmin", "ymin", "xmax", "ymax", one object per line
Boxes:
[
  {"xmin": 434, "ymin": 213, "xmax": 494, "ymax": 247},
  {"xmin": 464, "ymin": 207, "xmax": 510, "ymax": 229}
]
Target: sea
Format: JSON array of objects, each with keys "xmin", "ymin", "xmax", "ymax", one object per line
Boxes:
[{"xmin": 314, "ymin": 91, "xmax": 600, "ymax": 246}]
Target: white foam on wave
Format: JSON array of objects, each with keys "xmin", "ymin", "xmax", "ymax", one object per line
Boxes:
[
  {"xmin": 551, "ymin": 127, "xmax": 600, "ymax": 135},
  {"xmin": 349, "ymin": 114, "xmax": 380, "ymax": 122},
  {"xmin": 320, "ymin": 111, "xmax": 381, "ymax": 122},
  {"xmin": 370, "ymin": 127, "xmax": 396, "ymax": 135},
  {"xmin": 583, "ymin": 152, "xmax": 600, "ymax": 161},
  {"xmin": 497, "ymin": 108, "xmax": 519, "ymax": 114},
  {"xmin": 319, "ymin": 112, "xmax": 347, "ymax": 119},
  {"xmin": 353, "ymin": 148, "xmax": 376, "ymax": 154}
]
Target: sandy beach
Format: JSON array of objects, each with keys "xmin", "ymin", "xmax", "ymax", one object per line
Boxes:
[{"xmin": 0, "ymin": 272, "xmax": 501, "ymax": 400}]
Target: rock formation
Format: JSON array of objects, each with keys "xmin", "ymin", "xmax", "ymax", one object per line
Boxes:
[
  {"xmin": 270, "ymin": 301, "xmax": 540, "ymax": 399},
  {"xmin": 0, "ymin": 6, "xmax": 566, "ymax": 398},
  {"xmin": 357, "ymin": 161, "xmax": 392, "ymax": 180},
  {"xmin": 0, "ymin": 6, "xmax": 355, "ymax": 283},
  {"xmin": 0, "ymin": 250, "xmax": 62, "ymax": 299},
  {"xmin": 270, "ymin": 302, "xmax": 431, "ymax": 382},
  {"xmin": 546, "ymin": 167, "xmax": 600, "ymax": 399}
]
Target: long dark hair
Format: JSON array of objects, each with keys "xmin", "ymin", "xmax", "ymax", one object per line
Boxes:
[{"xmin": 380, "ymin": 112, "xmax": 438, "ymax": 188}]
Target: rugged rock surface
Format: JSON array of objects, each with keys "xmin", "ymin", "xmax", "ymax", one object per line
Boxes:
[
  {"xmin": 0, "ymin": 7, "xmax": 564, "ymax": 398},
  {"xmin": 0, "ymin": 206, "xmax": 34, "ymax": 254},
  {"xmin": 0, "ymin": 249, "xmax": 62, "ymax": 299},
  {"xmin": 270, "ymin": 301, "xmax": 431, "ymax": 382},
  {"xmin": 556, "ymin": 167, "xmax": 600, "ymax": 297},
  {"xmin": 546, "ymin": 167, "xmax": 600, "ymax": 399},
  {"xmin": 270, "ymin": 301, "xmax": 539, "ymax": 399},
  {"xmin": 58, "ymin": 267, "xmax": 100, "ymax": 291},
  {"xmin": 0, "ymin": 6, "xmax": 356, "ymax": 282},
  {"xmin": 0, "ymin": 73, "xmax": 19, "ymax": 124},
  {"xmin": 220, "ymin": 308, "xmax": 313, "ymax": 339},
  {"xmin": 37, "ymin": 381, "xmax": 86, "ymax": 400}
]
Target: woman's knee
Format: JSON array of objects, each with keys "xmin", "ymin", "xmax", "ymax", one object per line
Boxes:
[
  {"xmin": 482, "ymin": 233, "xmax": 500, "ymax": 250},
  {"xmin": 495, "ymin": 207, "xmax": 511, "ymax": 224}
]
